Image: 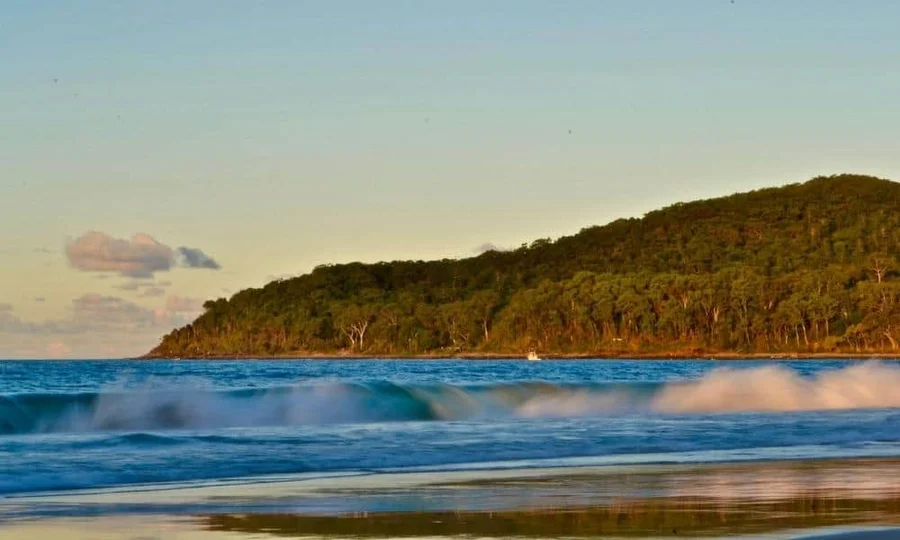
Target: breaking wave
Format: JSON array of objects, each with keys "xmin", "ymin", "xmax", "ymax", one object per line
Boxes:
[
  {"xmin": 2, "ymin": 363, "xmax": 900, "ymax": 435},
  {"xmin": 653, "ymin": 361, "xmax": 900, "ymax": 413}
]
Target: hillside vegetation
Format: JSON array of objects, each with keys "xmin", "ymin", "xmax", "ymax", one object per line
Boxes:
[{"xmin": 149, "ymin": 175, "xmax": 900, "ymax": 357}]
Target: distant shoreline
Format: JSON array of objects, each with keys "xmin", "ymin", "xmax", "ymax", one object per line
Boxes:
[{"xmin": 138, "ymin": 351, "xmax": 900, "ymax": 361}]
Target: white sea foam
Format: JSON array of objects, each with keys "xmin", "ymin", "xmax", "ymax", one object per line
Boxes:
[
  {"xmin": 508, "ymin": 362, "xmax": 900, "ymax": 418},
  {"xmin": 7, "ymin": 363, "xmax": 900, "ymax": 434},
  {"xmin": 652, "ymin": 362, "xmax": 900, "ymax": 413}
]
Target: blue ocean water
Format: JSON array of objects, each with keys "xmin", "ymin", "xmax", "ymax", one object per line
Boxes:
[{"xmin": 1, "ymin": 359, "xmax": 900, "ymax": 497}]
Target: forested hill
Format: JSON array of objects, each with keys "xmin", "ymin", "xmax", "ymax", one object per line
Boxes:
[{"xmin": 149, "ymin": 174, "xmax": 900, "ymax": 358}]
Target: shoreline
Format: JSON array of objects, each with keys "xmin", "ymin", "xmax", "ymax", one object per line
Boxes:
[
  {"xmin": 138, "ymin": 351, "xmax": 900, "ymax": 360},
  {"xmin": 5, "ymin": 457, "xmax": 900, "ymax": 538}
]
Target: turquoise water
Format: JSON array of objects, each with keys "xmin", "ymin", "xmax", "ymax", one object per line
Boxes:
[{"xmin": 2, "ymin": 359, "xmax": 900, "ymax": 497}]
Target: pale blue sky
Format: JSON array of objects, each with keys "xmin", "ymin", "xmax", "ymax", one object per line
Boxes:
[{"xmin": 2, "ymin": 1, "xmax": 900, "ymax": 357}]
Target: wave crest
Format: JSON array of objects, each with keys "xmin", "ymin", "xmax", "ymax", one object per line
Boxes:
[
  {"xmin": 2, "ymin": 363, "xmax": 900, "ymax": 435},
  {"xmin": 652, "ymin": 362, "xmax": 900, "ymax": 413}
]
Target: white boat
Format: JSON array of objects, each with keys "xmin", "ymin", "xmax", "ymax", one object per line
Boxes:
[{"xmin": 527, "ymin": 350, "xmax": 541, "ymax": 361}]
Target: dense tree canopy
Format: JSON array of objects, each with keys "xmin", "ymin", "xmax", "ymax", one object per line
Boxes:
[{"xmin": 149, "ymin": 175, "xmax": 900, "ymax": 357}]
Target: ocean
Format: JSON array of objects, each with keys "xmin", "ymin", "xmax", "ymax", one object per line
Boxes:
[{"xmin": 2, "ymin": 359, "xmax": 900, "ymax": 538}]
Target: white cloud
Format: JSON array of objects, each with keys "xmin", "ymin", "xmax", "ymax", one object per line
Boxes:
[
  {"xmin": 66, "ymin": 232, "xmax": 173, "ymax": 278},
  {"xmin": 66, "ymin": 231, "xmax": 221, "ymax": 278}
]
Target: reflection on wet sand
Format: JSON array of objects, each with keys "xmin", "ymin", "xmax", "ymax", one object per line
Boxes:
[
  {"xmin": 203, "ymin": 496, "xmax": 900, "ymax": 538},
  {"xmin": 199, "ymin": 459, "xmax": 900, "ymax": 538},
  {"xmin": 4, "ymin": 459, "xmax": 900, "ymax": 538}
]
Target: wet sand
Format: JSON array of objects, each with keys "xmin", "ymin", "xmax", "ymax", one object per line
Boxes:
[{"xmin": 3, "ymin": 458, "xmax": 900, "ymax": 538}]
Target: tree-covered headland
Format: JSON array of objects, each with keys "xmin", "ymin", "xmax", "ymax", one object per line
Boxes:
[{"xmin": 149, "ymin": 175, "xmax": 900, "ymax": 357}]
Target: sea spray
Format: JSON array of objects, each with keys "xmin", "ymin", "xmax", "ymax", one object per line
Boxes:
[
  {"xmin": 652, "ymin": 362, "xmax": 900, "ymax": 413},
  {"xmin": 3, "ymin": 362, "xmax": 900, "ymax": 435},
  {"xmin": 4, "ymin": 360, "xmax": 900, "ymax": 498}
]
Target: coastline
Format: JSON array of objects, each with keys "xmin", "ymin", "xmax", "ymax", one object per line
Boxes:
[{"xmin": 138, "ymin": 351, "xmax": 900, "ymax": 360}]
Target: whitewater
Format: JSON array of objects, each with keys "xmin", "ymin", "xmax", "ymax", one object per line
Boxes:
[{"xmin": 2, "ymin": 359, "xmax": 900, "ymax": 497}]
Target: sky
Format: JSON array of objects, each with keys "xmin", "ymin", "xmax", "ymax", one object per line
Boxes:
[{"xmin": 2, "ymin": 1, "xmax": 900, "ymax": 358}]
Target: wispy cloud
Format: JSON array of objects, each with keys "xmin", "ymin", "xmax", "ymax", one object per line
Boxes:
[
  {"xmin": 0, "ymin": 294, "xmax": 208, "ymax": 358},
  {"xmin": 138, "ymin": 287, "xmax": 166, "ymax": 298},
  {"xmin": 66, "ymin": 232, "xmax": 221, "ymax": 278},
  {"xmin": 0, "ymin": 294, "xmax": 204, "ymax": 336},
  {"xmin": 45, "ymin": 341, "xmax": 72, "ymax": 358},
  {"xmin": 0, "ymin": 304, "xmax": 32, "ymax": 334},
  {"xmin": 114, "ymin": 280, "xmax": 172, "ymax": 293},
  {"xmin": 114, "ymin": 281, "xmax": 146, "ymax": 291},
  {"xmin": 164, "ymin": 295, "xmax": 206, "ymax": 313},
  {"xmin": 176, "ymin": 247, "xmax": 221, "ymax": 270}
]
